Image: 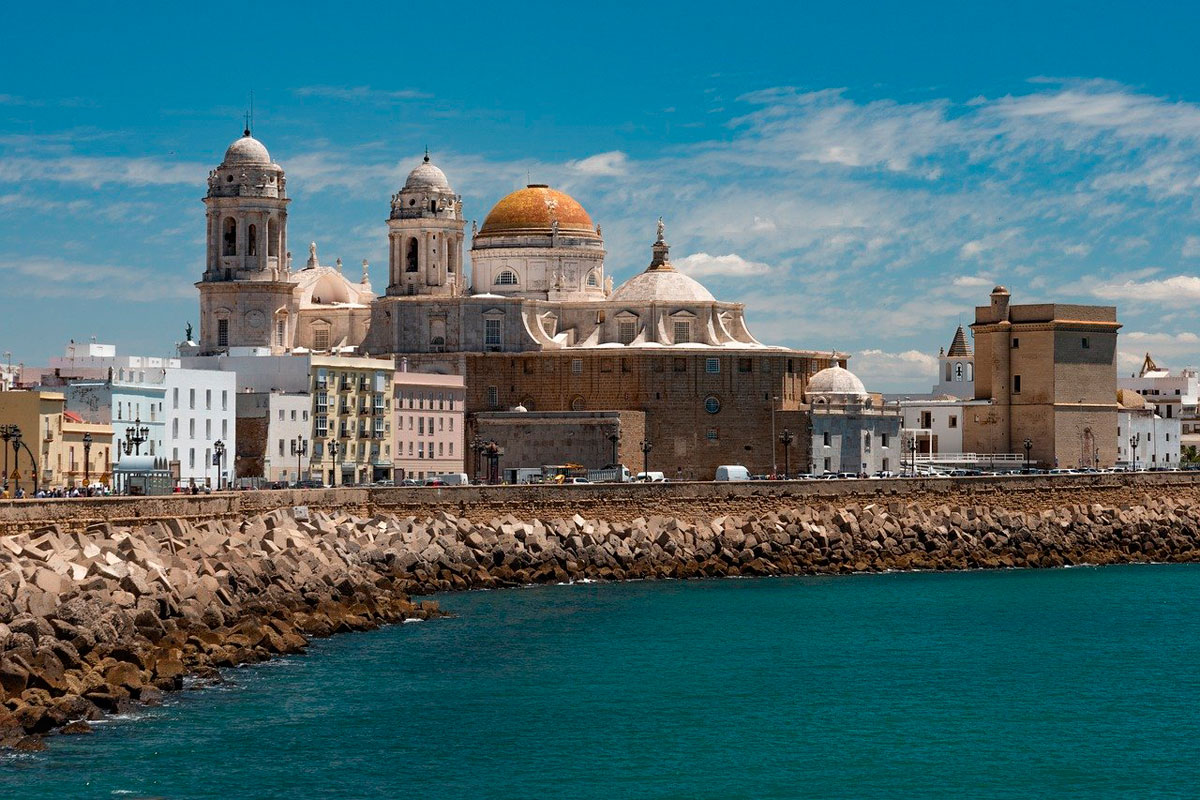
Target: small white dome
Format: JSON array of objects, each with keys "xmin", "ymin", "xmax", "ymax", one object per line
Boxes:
[
  {"xmin": 610, "ymin": 269, "xmax": 715, "ymax": 304},
  {"xmin": 223, "ymin": 132, "xmax": 271, "ymax": 165},
  {"xmin": 405, "ymin": 157, "xmax": 450, "ymax": 190},
  {"xmin": 807, "ymin": 365, "xmax": 868, "ymax": 402}
]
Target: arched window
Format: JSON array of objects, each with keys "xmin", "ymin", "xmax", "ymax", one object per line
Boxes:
[
  {"xmin": 430, "ymin": 200, "xmax": 437, "ymax": 213},
  {"xmin": 267, "ymin": 217, "xmax": 279, "ymax": 257},
  {"xmin": 586, "ymin": 271, "xmax": 599, "ymax": 288},
  {"xmin": 406, "ymin": 238, "xmax": 419, "ymax": 272},
  {"xmin": 944, "ymin": 362, "xmax": 952, "ymax": 382},
  {"xmin": 495, "ymin": 270, "xmax": 518, "ymax": 286},
  {"xmin": 966, "ymin": 362, "xmax": 974, "ymax": 382},
  {"xmin": 954, "ymin": 362, "xmax": 963, "ymax": 381},
  {"xmin": 222, "ymin": 217, "xmax": 237, "ymax": 256},
  {"xmin": 247, "ymin": 224, "xmax": 258, "ymax": 257}
]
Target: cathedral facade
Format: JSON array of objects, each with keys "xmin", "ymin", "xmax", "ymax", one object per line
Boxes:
[{"xmin": 195, "ymin": 130, "xmax": 841, "ymax": 477}]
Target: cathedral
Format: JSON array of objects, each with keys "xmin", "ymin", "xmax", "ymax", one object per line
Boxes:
[{"xmin": 195, "ymin": 129, "xmax": 855, "ymax": 477}]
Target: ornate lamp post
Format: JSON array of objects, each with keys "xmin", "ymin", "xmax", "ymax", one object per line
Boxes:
[
  {"xmin": 779, "ymin": 428, "xmax": 794, "ymax": 478},
  {"xmin": 1129, "ymin": 433, "xmax": 1139, "ymax": 472},
  {"xmin": 607, "ymin": 430, "xmax": 620, "ymax": 467},
  {"xmin": 329, "ymin": 440, "xmax": 341, "ymax": 487},
  {"xmin": 640, "ymin": 439, "xmax": 653, "ymax": 480},
  {"xmin": 909, "ymin": 435, "xmax": 918, "ymax": 477},
  {"xmin": 476, "ymin": 439, "xmax": 503, "ymax": 484},
  {"xmin": 1023, "ymin": 438, "xmax": 1033, "ymax": 472},
  {"xmin": 82, "ymin": 432, "xmax": 93, "ymax": 489},
  {"xmin": 122, "ymin": 415, "xmax": 149, "ymax": 456},
  {"xmin": 291, "ymin": 435, "xmax": 308, "ymax": 486},
  {"xmin": 212, "ymin": 439, "xmax": 226, "ymax": 490}
]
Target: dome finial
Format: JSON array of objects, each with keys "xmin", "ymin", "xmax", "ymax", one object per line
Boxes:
[
  {"xmin": 649, "ymin": 217, "xmax": 672, "ymax": 270},
  {"xmin": 424, "ymin": 145, "xmax": 430, "ymax": 163}
]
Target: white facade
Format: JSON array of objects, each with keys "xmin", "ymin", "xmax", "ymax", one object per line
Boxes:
[
  {"xmin": 898, "ymin": 399, "xmax": 967, "ymax": 455},
  {"xmin": 236, "ymin": 391, "xmax": 312, "ymax": 483},
  {"xmin": 1117, "ymin": 409, "xmax": 1179, "ymax": 468},
  {"xmin": 1119, "ymin": 363, "xmax": 1198, "ymax": 422},
  {"xmin": 165, "ymin": 368, "xmax": 237, "ymax": 486},
  {"xmin": 46, "ymin": 343, "xmax": 236, "ymax": 486}
]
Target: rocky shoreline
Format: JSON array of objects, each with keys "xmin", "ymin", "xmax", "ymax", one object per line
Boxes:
[{"xmin": 3, "ymin": 492, "xmax": 1200, "ymax": 748}]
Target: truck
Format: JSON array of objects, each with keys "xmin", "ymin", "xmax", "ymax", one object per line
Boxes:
[
  {"xmin": 587, "ymin": 465, "xmax": 632, "ymax": 483},
  {"xmin": 715, "ymin": 465, "xmax": 751, "ymax": 481},
  {"xmin": 503, "ymin": 467, "xmax": 545, "ymax": 485}
]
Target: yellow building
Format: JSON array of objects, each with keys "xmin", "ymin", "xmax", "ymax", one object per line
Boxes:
[
  {"xmin": 61, "ymin": 411, "xmax": 114, "ymax": 489},
  {"xmin": 308, "ymin": 356, "xmax": 394, "ymax": 486}
]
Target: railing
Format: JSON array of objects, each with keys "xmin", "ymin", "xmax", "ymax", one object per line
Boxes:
[{"xmin": 911, "ymin": 453, "xmax": 1026, "ymax": 465}]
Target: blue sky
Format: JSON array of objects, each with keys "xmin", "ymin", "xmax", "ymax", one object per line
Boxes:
[{"xmin": 4, "ymin": 1, "xmax": 1200, "ymax": 390}]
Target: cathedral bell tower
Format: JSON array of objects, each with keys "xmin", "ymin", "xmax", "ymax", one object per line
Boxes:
[
  {"xmin": 197, "ymin": 129, "xmax": 295, "ymax": 354},
  {"xmin": 386, "ymin": 153, "xmax": 465, "ymax": 297}
]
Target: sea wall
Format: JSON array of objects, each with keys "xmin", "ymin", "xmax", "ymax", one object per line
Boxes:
[
  {"xmin": 3, "ymin": 472, "xmax": 1200, "ymax": 532},
  {"xmin": 3, "ymin": 477, "xmax": 1200, "ymax": 747}
]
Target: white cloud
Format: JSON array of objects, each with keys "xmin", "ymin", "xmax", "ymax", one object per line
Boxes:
[
  {"xmin": 674, "ymin": 252, "xmax": 771, "ymax": 277},
  {"xmin": 1183, "ymin": 236, "xmax": 1200, "ymax": 258},
  {"xmin": 567, "ymin": 151, "xmax": 628, "ymax": 176},
  {"xmin": 1092, "ymin": 275, "xmax": 1200, "ymax": 304},
  {"xmin": 293, "ymin": 86, "xmax": 430, "ymax": 102},
  {"xmin": 0, "ymin": 155, "xmax": 202, "ymax": 187},
  {"xmin": 849, "ymin": 349, "xmax": 939, "ymax": 391},
  {"xmin": 0, "ymin": 256, "xmax": 194, "ymax": 301},
  {"xmin": 952, "ymin": 275, "xmax": 994, "ymax": 288}
]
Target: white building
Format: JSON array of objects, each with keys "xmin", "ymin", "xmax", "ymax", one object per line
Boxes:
[
  {"xmin": 164, "ymin": 368, "xmax": 237, "ymax": 486},
  {"xmin": 1117, "ymin": 389, "xmax": 1180, "ymax": 469},
  {"xmin": 1119, "ymin": 353, "xmax": 1198, "ymax": 459},
  {"xmin": 44, "ymin": 342, "xmax": 237, "ymax": 487},
  {"xmin": 236, "ymin": 391, "xmax": 311, "ymax": 483}
]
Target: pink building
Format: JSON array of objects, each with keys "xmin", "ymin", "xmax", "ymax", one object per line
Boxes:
[{"xmin": 394, "ymin": 368, "xmax": 465, "ymax": 481}]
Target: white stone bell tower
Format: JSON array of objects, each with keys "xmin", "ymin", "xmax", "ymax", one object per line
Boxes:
[
  {"xmin": 197, "ymin": 128, "xmax": 295, "ymax": 354},
  {"xmin": 386, "ymin": 153, "xmax": 465, "ymax": 297},
  {"xmin": 203, "ymin": 128, "xmax": 289, "ymax": 281}
]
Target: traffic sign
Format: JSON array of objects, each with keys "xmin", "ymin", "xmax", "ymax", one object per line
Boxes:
[{"xmin": 9, "ymin": 470, "xmax": 20, "ymax": 481}]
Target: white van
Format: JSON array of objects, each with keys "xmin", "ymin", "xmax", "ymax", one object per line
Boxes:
[
  {"xmin": 635, "ymin": 471, "xmax": 666, "ymax": 482},
  {"xmin": 714, "ymin": 465, "xmax": 751, "ymax": 481},
  {"xmin": 440, "ymin": 473, "xmax": 470, "ymax": 486}
]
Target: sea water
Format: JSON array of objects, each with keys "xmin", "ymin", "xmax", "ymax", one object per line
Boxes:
[{"xmin": 3, "ymin": 565, "xmax": 1200, "ymax": 799}]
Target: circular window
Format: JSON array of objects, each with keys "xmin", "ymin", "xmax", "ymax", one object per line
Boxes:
[
  {"xmin": 705, "ymin": 395, "xmax": 721, "ymax": 414},
  {"xmin": 571, "ymin": 396, "xmax": 585, "ymax": 411}
]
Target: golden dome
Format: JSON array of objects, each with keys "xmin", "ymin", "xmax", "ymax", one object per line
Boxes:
[{"xmin": 478, "ymin": 185, "xmax": 597, "ymax": 236}]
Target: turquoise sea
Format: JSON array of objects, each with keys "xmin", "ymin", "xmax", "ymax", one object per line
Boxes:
[{"xmin": 4, "ymin": 565, "xmax": 1200, "ymax": 799}]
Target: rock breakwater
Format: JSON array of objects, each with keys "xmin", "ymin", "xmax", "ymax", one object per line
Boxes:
[{"xmin": 3, "ymin": 492, "xmax": 1199, "ymax": 747}]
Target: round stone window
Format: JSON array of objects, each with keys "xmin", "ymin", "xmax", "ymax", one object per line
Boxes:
[
  {"xmin": 571, "ymin": 396, "xmax": 585, "ymax": 411},
  {"xmin": 705, "ymin": 395, "xmax": 721, "ymax": 414}
]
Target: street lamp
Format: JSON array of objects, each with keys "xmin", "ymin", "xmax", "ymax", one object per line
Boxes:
[
  {"xmin": 122, "ymin": 415, "xmax": 149, "ymax": 456},
  {"xmin": 607, "ymin": 430, "xmax": 620, "ymax": 467},
  {"xmin": 329, "ymin": 440, "xmax": 341, "ymax": 487},
  {"xmin": 0, "ymin": 424, "xmax": 18, "ymax": 489},
  {"xmin": 1023, "ymin": 438, "xmax": 1033, "ymax": 472},
  {"xmin": 909, "ymin": 434, "xmax": 918, "ymax": 477},
  {"xmin": 212, "ymin": 439, "xmax": 226, "ymax": 490},
  {"xmin": 770, "ymin": 395, "xmax": 779, "ymax": 477},
  {"xmin": 1129, "ymin": 433, "xmax": 1140, "ymax": 472},
  {"xmin": 1093, "ymin": 447, "xmax": 1099, "ymax": 470},
  {"xmin": 82, "ymin": 432, "xmax": 93, "ymax": 489},
  {"xmin": 640, "ymin": 439, "xmax": 653, "ymax": 480},
  {"xmin": 291, "ymin": 435, "xmax": 308, "ymax": 486},
  {"xmin": 779, "ymin": 428, "xmax": 794, "ymax": 478}
]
